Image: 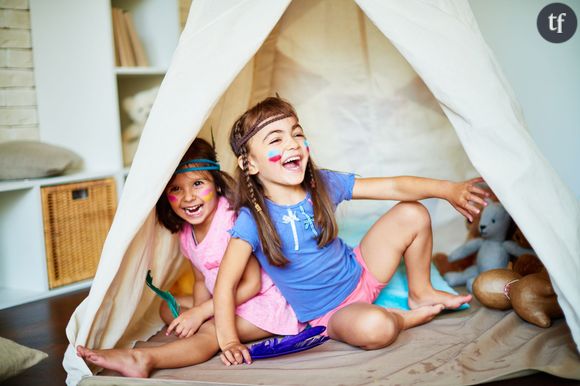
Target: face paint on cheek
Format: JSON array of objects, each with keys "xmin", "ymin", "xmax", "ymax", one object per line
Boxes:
[
  {"xmin": 267, "ymin": 150, "xmax": 282, "ymax": 163},
  {"xmin": 167, "ymin": 194, "xmax": 178, "ymax": 203},
  {"xmin": 304, "ymin": 140, "xmax": 310, "ymax": 153},
  {"xmin": 199, "ymin": 188, "xmax": 215, "ymax": 203}
]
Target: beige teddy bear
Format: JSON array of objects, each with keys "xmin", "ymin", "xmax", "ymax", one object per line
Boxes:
[{"xmin": 121, "ymin": 86, "xmax": 159, "ymax": 165}]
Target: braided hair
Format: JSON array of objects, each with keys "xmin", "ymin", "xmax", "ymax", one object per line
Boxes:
[{"xmin": 229, "ymin": 97, "xmax": 338, "ymax": 267}]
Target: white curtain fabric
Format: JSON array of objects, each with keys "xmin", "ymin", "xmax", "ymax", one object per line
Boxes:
[{"xmin": 64, "ymin": 1, "xmax": 580, "ymax": 384}]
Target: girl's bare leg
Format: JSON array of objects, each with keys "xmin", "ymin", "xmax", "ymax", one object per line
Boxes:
[
  {"xmin": 326, "ymin": 302, "xmax": 443, "ymax": 350},
  {"xmin": 76, "ymin": 319, "xmax": 218, "ymax": 378},
  {"xmin": 359, "ymin": 201, "xmax": 471, "ymax": 309},
  {"xmin": 76, "ymin": 317, "xmax": 270, "ymax": 378}
]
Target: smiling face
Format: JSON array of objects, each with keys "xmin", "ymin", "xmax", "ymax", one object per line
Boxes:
[
  {"xmin": 242, "ymin": 116, "xmax": 310, "ymax": 194},
  {"xmin": 165, "ymin": 170, "xmax": 219, "ymax": 228}
]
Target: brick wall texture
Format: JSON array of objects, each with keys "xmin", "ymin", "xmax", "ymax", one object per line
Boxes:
[{"xmin": 0, "ymin": 0, "xmax": 38, "ymax": 143}]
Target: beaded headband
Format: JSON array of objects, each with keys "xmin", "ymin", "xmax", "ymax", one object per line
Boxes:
[
  {"xmin": 175, "ymin": 158, "xmax": 220, "ymax": 174},
  {"xmin": 232, "ymin": 113, "xmax": 293, "ymax": 155}
]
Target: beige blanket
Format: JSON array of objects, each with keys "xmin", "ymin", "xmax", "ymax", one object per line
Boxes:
[{"xmin": 81, "ymin": 303, "xmax": 580, "ymax": 386}]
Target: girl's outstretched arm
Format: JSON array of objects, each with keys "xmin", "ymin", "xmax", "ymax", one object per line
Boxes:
[
  {"xmin": 214, "ymin": 238, "xmax": 255, "ymax": 365},
  {"xmin": 352, "ymin": 176, "xmax": 490, "ymax": 222}
]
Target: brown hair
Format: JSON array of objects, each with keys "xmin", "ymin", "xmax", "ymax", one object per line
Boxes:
[
  {"xmin": 156, "ymin": 138, "xmax": 236, "ymax": 233},
  {"xmin": 229, "ymin": 96, "xmax": 338, "ymax": 267}
]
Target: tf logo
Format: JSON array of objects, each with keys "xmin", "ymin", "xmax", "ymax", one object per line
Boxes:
[{"xmin": 537, "ymin": 3, "xmax": 577, "ymax": 43}]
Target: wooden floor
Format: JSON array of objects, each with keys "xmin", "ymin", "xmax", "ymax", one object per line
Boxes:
[
  {"xmin": 0, "ymin": 289, "xmax": 579, "ymax": 386},
  {"xmin": 0, "ymin": 289, "xmax": 88, "ymax": 386}
]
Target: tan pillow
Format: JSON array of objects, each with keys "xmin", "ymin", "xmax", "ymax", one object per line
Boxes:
[
  {"xmin": 0, "ymin": 336, "xmax": 48, "ymax": 381},
  {"xmin": 0, "ymin": 140, "xmax": 82, "ymax": 180}
]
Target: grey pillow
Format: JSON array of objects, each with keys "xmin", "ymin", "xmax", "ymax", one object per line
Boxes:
[
  {"xmin": 0, "ymin": 140, "xmax": 83, "ymax": 180},
  {"xmin": 0, "ymin": 336, "xmax": 48, "ymax": 381}
]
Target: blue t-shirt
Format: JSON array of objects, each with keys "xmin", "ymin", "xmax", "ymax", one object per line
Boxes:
[{"xmin": 229, "ymin": 169, "xmax": 361, "ymax": 322}]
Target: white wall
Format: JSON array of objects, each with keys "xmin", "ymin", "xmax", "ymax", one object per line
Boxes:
[{"xmin": 469, "ymin": 0, "xmax": 580, "ymax": 198}]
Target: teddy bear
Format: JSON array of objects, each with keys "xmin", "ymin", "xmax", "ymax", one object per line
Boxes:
[
  {"xmin": 432, "ymin": 215, "xmax": 480, "ymax": 275},
  {"xmin": 443, "ymin": 200, "xmax": 512, "ymax": 292},
  {"xmin": 121, "ymin": 86, "xmax": 159, "ymax": 165},
  {"xmin": 433, "ymin": 184, "xmax": 499, "ymax": 276}
]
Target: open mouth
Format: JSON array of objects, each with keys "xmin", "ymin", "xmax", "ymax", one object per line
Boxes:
[
  {"xmin": 282, "ymin": 155, "xmax": 301, "ymax": 170},
  {"xmin": 183, "ymin": 204, "xmax": 203, "ymax": 216}
]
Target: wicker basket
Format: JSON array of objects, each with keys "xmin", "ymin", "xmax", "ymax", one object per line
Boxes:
[{"xmin": 41, "ymin": 178, "xmax": 117, "ymax": 289}]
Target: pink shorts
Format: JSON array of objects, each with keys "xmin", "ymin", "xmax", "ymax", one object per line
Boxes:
[{"xmin": 309, "ymin": 246, "xmax": 387, "ymax": 330}]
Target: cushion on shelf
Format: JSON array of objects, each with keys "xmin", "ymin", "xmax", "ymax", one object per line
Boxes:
[
  {"xmin": 0, "ymin": 337, "xmax": 48, "ymax": 381},
  {"xmin": 0, "ymin": 140, "xmax": 82, "ymax": 180}
]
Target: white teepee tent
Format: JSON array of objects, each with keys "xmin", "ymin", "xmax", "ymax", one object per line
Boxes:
[{"xmin": 64, "ymin": 1, "xmax": 580, "ymax": 384}]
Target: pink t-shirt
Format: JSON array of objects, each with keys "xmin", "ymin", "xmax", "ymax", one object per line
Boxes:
[{"xmin": 180, "ymin": 196, "xmax": 304, "ymax": 335}]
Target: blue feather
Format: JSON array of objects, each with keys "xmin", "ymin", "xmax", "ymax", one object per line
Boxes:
[{"xmin": 249, "ymin": 326, "xmax": 330, "ymax": 359}]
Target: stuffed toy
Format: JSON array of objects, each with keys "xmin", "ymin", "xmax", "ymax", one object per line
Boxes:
[
  {"xmin": 121, "ymin": 86, "xmax": 159, "ymax": 165},
  {"xmin": 443, "ymin": 200, "xmax": 512, "ymax": 292},
  {"xmin": 472, "ymin": 224, "xmax": 563, "ymax": 328},
  {"xmin": 433, "ymin": 183, "xmax": 498, "ymax": 275},
  {"xmin": 503, "ymin": 225, "xmax": 535, "ymax": 259},
  {"xmin": 432, "ymin": 212, "xmax": 481, "ymax": 275},
  {"xmin": 432, "ymin": 216, "xmax": 480, "ymax": 275},
  {"xmin": 512, "ymin": 253, "xmax": 544, "ymax": 276},
  {"xmin": 473, "ymin": 268, "xmax": 563, "ymax": 328}
]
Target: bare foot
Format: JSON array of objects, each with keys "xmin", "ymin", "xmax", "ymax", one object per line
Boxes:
[
  {"xmin": 76, "ymin": 345, "xmax": 152, "ymax": 378},
  {"xmin": 408, "ymin": 288, "xmax": 472, "ymax": 310},
  {"xmin": 388, "ymin": 304, "xmax": 445, "ymax": 329}
]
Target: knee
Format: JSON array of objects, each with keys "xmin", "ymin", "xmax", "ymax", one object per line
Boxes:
[
  {"xmin": 359, "ymin": 310, "xmax": 401, "ymax": 350},
  {"xmin": 394, "ymin": 201, "xmax": 431, "ymax": 229}
]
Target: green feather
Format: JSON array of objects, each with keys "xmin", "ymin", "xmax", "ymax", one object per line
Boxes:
[{"xmin": 145, "ymin": 270, "xmax": 181, "ymax": 318}]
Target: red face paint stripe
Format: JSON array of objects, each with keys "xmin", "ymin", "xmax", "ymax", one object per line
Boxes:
[{"xmin": 268, "ymin": 154, "xmax": 282, "ymax": 162}]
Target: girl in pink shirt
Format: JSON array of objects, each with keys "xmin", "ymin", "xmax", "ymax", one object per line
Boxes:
[{"xmin": 77, "ymin": 138, "xmax": 303, "ymax": 377}]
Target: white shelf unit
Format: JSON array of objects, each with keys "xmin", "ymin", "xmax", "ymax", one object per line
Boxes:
[
  {"xmin": 0, "ymin": 171, "xmax": 118, "ymax": 310},
  {"xmin": 0, "ymin": 0, "xmax": 179, "ymax": 309}
]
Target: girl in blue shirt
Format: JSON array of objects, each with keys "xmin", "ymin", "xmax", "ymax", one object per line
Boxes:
[{"xmin": 214, "ymin": 97, "xmax": 489, "ymax": 366}]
